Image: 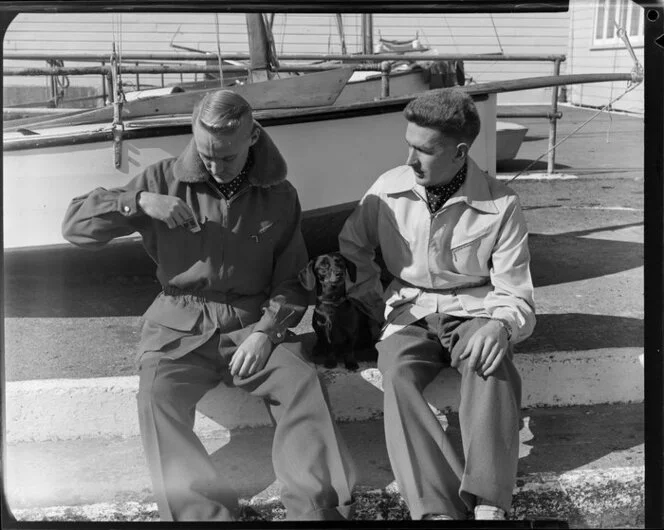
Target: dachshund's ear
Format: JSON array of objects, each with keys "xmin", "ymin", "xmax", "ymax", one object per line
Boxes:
[
  {"xmin": 298, "ymin": 259, "xmax": 318, "ymax": 291},
  {"xmin": 343, "ymin": 256, "xmax": 357, "ymax": 283}
]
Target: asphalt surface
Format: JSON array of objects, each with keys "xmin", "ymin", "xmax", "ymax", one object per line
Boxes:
[{"xmin": 2, "ymin": 104, "xmax": 644, "ymax": 381}]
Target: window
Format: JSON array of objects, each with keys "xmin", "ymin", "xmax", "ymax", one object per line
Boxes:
[{"xmin": 593, "ymin": 0, "xmax": 644, "ymax": 47}]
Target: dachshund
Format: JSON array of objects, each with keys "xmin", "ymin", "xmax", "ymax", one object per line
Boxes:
[{"xmin": 298, "ymin": 252, "xmax": 377, "ymax": 370}]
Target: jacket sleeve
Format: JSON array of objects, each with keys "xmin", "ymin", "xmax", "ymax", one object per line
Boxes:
[
  {"xmin": 61, "ymin": 170, "xmax": 155, "ymax": 249},
  {"xmin": 484, "ymin": 195, "xmax": 536, "ymax": 344},
  {"xmin": 338, "ymin": 185, "xmax": 386, "ymax": 325},
  {"xmin": 253, "ymin": 188, "xmax": 310, "ymax": 344}
]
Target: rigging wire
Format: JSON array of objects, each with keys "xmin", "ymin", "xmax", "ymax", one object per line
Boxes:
[
  {"xmin": 507, "ymin": 21, "xmax": 642, "ymax": 183},
  {"xmin": 489, "ymin": 14, "xmax": 505, "ymax": 54},
  {"xmin": 506, "ymin": 79, "xmax": 641, "ymax": 184}
]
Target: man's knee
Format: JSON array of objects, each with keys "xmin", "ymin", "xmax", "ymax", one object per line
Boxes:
[
  {"xmin": 379, "ymin": 363, "xmax": 420, "ymax": 394},
  {"xmin": 270, "ymin": 342, "xmax": 321, "ymax": 388},
  {"xmin": 137, "ymin": 362, "xmax": 184, "ymax": 412}
]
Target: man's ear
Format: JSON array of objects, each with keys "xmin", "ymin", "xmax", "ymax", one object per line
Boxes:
[
  {"xmin": 298, "ymin": 259, "xmax": 318, "ymax": 291},
  {"xmin": 456, "ymin": 142, "xmax": 469, "ymax": 160},
  {"xmin": 249, "ymin": 123, "xmax": 261, "ymax": 147}
]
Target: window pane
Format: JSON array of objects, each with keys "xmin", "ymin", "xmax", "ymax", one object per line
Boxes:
[
  {"xmin": 629, "ymin": 2, "xmax": 642, "ymax": 36},
  {"xmin": 606, "ymin": 0, "xmax": 617, "ymax": 39},
  {"xmin": 596, "ymin": 0, "xmax": 606, "ymax": 39},
  {"xmin": 620, "ymin": 0, "xmax": 629, "ymax": 26}
]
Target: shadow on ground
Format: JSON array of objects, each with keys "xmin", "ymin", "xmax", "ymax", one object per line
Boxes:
[
  {"xmin": 497, "ymin": 159, "xmax": 573, "ymax": 173},
  {"xmin": 516, "ymin": 313, "xmax": 643, "ymax": 354}
]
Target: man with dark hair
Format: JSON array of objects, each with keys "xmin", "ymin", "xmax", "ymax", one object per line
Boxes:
[
  {"xmin": 339, "ymin": 88, "xmax": 535, "ymax": 521},
  {"xmin": 62, "ymin": 89, "xmax": 357, "ymax": 522}
]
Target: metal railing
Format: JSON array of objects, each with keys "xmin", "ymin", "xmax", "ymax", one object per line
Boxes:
[{"xmin": 4, "ymin": 51, "xmax": 568, "ymax": 172}]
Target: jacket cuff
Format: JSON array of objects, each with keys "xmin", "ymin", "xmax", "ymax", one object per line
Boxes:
[
  {"xmin": 488, "ymin": 308, "xmax": 520, "ymax": 344},
  {"xmin": 118, "ymin": 190, "xmax": 142, "ymax": 217},
  {"xmin": 253, "ymin": 320, "xmax": 288, "ymax": 345}
]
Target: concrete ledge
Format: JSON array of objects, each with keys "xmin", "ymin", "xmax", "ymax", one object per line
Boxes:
[
  {"xmin": 5, "ymin": 348, "xmax": 643, "ymax": 443},
  {"xmin": 8, "ymin": 467, "xmax": 643, "ymax": 528}
]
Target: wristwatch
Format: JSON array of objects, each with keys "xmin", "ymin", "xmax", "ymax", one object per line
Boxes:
[{"xmin": 491, "ymin": 318, "xmax": 513, "ymax": 342}]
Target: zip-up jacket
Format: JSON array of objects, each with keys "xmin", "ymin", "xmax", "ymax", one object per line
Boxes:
[{"xmin": 62, "ymin": 122, "xmax": 309, "ymax": 360}]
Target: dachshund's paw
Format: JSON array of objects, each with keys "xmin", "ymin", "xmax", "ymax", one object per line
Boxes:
[
  {"xmin": 344, "ymin": 359, "xmax": 360, "ymax": 371},
  {"xmin": 324, "ymin": 358, "xmax": 339, "ymax": 369}
]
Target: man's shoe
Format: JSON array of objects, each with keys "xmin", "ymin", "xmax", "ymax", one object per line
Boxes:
[
  {"xmin": 423, "ymin": 514, "xmax": 454, "ymax": 521},
  {"xmin": 474, "ymin": 504, "xmax": 506, "ymax": 520}
]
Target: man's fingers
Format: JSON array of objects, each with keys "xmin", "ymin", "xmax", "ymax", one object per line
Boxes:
[
  {"xmin": 479, "ymin": 340, "xmax": 493, "ymax": 367},
  {"xmin": 229, "ymin": 350, "xmax": 243, "ymax": 376},
  {"xmin": 479, "ymin": 345, "xmax": 498, "ymax": 375},
  {"xmin": 467, "ymin": 340, "xmax": 483, "ymax": 371},
  {"xmin": 237, "ymin": 356, "xmax": 254, "ymax": 378},
  {"xmin": 482, "ymin": 348, "xmax": 505, "ymax": 377},
  {"xmin": 458, "ymin": 339, "xmax": 474, "ymax": 361}
]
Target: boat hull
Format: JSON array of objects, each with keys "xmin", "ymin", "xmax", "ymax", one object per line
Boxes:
[{"xmin": 3, "ymin": 94, "xmax": 498, "ymax": 250}]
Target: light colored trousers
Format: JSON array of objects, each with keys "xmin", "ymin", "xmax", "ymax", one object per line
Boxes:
[
  {"xmin": 137, "ymin": 332, "xmax": 357, "ymax": 521},
  {"xmin": 377, "ymin": 313, "xmax": 522, "ymax": 520}
]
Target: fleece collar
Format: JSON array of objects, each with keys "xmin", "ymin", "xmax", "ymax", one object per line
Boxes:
[{"xmin": 173, "ymin": 120, "xmax": 288, "ymax": 187}]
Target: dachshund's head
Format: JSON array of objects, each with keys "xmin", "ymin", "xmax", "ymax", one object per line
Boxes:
[{"xmin": 298, "ymin": 252, "xmax": 357, "ymax": 299}]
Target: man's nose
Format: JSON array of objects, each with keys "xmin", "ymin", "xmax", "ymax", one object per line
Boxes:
[
  {"xmin": 208, "ymin": 160, "xmax": 222, "ymax": 174},
  {"xmin": 406, "ymin": 148, "xmax": 418, "ymax": 167}
]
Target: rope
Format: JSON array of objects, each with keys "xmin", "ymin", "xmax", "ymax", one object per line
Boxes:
[
  {"xmin": 489, "ymin": 14, "xmax": 505, "ymax": 54},
  {"xmin": 215, "ymin": 14, "xmax": 224, "ymax": 87},
  {"xmin": 111, "ymin": 13, "xmax": 125, "ymax": 102},
  {"xmin": 442, "ymin": 16, "xmax": 460, "ymax": 53}
]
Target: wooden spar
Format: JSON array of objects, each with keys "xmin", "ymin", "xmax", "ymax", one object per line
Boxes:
[
  {"xmin": 4, "ymin": 65, "xmax": 251, "ymax": 76},
  {"xmin": 3, "ymin": 71, "xmax": 640, "ymax": 135},
  {"xmin": 461, "ymin": 72, "xmax": 641, "ymax": 96},
  {"xmin": 3, "ymin": 51, "xmax": 568, "ymax": 63},
  {"xmin": 3, "ymin": 67, "xmax": 355, "ymax": 131}
]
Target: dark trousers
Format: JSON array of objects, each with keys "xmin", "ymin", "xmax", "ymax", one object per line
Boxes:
[
  {"xmin": 376, "ymin": 314, "xmax": 522, "ymax": 520},
  {"xmin": 137, "ymin": 332, "xmax": 357, "ymax": 521}
]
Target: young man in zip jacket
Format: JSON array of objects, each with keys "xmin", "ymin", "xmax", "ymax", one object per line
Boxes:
[
  {"xmin": 339, "ymin": 88, "xmax": 535, "ymax": 521},
  {"xmin": 62, "ymin": 90, "xmax": 357, "ymax": 522}
]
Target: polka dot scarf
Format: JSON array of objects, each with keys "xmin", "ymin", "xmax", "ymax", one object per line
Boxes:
[
  {"xmin": 210, "ymin": 149, "xmax": 254, "ymax": 200},
  {"xmin": 424, "ymin": 161, "xmax": 468, "ymax": 214}
]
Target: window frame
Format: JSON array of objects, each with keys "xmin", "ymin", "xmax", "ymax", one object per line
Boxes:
[{"xmin": 592, "ymin": 0, "xmax": 644, "ymax": 49}]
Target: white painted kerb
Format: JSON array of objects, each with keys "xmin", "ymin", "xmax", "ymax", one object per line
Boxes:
[{"xmin": 5, "ymin": 349, "xmax": 643, "ymax": 443}]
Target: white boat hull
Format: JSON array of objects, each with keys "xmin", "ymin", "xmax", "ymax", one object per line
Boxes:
[{"xmin": 3, "ymin": 94, "xmax": 499, "ymax": 250}]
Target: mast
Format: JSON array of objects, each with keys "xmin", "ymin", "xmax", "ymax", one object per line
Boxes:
[
  {"xmin": 245, "ymin": 13, "xmax": 279, "ymax": 82},
  {"xmin": 361, "ymin": 14, "xmax": 374, "ymax": 54}
]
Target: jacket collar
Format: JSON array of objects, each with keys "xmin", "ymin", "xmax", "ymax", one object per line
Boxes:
[
  {"xmin": 173, "ymin": 120, "xmax": 287, "ymax": 187},
  {"xmin": 385, "ymin": 158, "xmax": 499, "ymax": 214}
]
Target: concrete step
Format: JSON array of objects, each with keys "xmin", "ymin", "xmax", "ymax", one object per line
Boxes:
[
  {"xmin": 5, "ymin": 306, "xmax": 644, "ymax": 444},
  {"xmin": 5, "ymin": 404, "xmax": 644, "ymax": 528}
]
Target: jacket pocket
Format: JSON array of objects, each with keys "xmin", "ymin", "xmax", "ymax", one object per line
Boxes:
[
  {"xmin": 143, "ymin": 296, "xmax": 202, "ymax": 331},
  {"xmin": 139, "ymin": 295, "xmax": 203, "ymax": 354},
  {"xmin": 450, "ymin": 226, "xmax": 493, "ymax": 275}
]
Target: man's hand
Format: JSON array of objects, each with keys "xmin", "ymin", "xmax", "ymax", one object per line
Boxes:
[
  {"xmin": 229, "ymin": 332, "xmax": 274, "ymax": 378},
  {"xmin": 138, "ymin": 191, "xmax": 197, "ymax": 230},
  {"xmin": 456, "ymin": 319, "xmax": 509, "ymax": 377}
]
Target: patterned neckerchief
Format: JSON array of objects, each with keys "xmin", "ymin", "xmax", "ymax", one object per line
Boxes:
[
  {"xmin": 424, "ymin": 161, "xmax": 468, "ymax": 214},
  {"xmin": 210, "ymin": 149, "xmax": 254, "ymax": 200}
]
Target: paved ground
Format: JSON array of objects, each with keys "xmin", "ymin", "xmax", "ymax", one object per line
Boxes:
[{"xmin": 5, "ymin": 403, "xmax": 644, "ymax": 527}]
